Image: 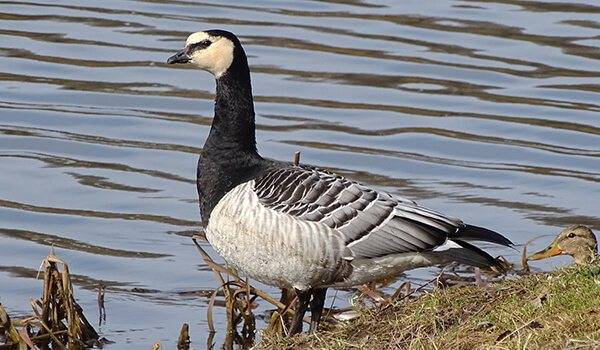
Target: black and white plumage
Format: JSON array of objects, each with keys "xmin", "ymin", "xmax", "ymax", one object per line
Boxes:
[{"xmin": 167, "ymin": 29, "xmax": 513, "ymax": 335}]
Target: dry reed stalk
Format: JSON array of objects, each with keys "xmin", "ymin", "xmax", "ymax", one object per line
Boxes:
[
  {"xmin": 176, "ymin": 323, "xmax": 190, "ymax": 350},
  {"xmin": 191, "ymin": 236, "xmax": 300, "ymax": 344},
  {"xmin": 293, "ymin": 151, "xmax": 301, "ymax": 166},
  {"xmin": 0, "ymin": 304, "xmax": 22, "ymax": 347},
  {"xmin": 520, "ymin": 234, "xmax": 556, "ymax": 275},
  {"xmin": 97, "ymin": 283, "xmax": 106, "ymax": 327},
  {"xmin": 0, "ymin": 252, "xmax": 99, "ymax": 349},
  {"xmin": 521, "ymin": 243, "xmax": 531, "ymax": 274}
]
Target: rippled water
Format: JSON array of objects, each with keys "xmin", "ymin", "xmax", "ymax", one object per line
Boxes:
[{"xmin": 0, "ymin": 0, "xmax": 599, "ymax": 348}]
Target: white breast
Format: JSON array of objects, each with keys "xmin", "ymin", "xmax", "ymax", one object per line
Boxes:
[{"xmin": 205, "ymin": 181, "xmax": 349, "ymax": 290}]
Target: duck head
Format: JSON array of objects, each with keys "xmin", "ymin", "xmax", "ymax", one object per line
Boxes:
[
  {"xmin": 167, "ymin": 30, "xmax": 243, "ymax": 78},
  {"xmin": 529, "ymin": 225, "xmax": 598, "ymax": 265}
]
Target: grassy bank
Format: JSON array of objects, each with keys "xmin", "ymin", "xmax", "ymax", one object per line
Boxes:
[{"xmin": 260, "ymin": 264, "xmax": 600, "ymax": 349}]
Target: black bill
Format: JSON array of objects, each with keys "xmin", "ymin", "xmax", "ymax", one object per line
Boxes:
[{"xmin": 167, "ymin": 49, "xmax": 190, "ymax": 64}]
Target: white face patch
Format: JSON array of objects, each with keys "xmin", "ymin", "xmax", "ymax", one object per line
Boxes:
[{"xmin": 186, "ymin": 31, "xmax": 234, "ymax": 78}]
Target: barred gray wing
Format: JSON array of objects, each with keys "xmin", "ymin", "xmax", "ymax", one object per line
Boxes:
[{"xmin": 253, "ymin": 166, "xmax": 465, "ymax": 258}]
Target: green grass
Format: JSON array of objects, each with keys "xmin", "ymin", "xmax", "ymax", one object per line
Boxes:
[{"xmin": 259, "ymin": 264, "xmax": 600, "ymax": 349}]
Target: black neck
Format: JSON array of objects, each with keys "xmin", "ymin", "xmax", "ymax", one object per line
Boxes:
[{"xmin": 203, "ymin": 48, "xmax": 258, "ymax": 156}]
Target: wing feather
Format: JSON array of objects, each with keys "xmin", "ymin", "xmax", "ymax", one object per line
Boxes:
[{"xmin": 254, "ymin": 166, "xmax": 465, "ymax": 259}]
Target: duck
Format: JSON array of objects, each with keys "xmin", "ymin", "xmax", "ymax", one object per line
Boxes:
[
  {"xmin": 529, "ymin": 225, "xmax": 597, "ymax": 265},
  {"xmin": 167, "ymin": 29, "xmax": 513, "ymax": 335}
]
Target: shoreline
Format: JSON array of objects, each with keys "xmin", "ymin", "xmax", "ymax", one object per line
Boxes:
[{"xmin": 259, "ymin": 264, "xmax": 600, "ymax": 349}]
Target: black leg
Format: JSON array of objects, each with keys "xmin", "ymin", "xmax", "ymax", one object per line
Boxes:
[
  {"xmin": 279, "ymin": 288, "xmax": 294, "ymax": 304},
  {"xmin": 309, "ymin": 288, "xmax": 327, "ymax": 334},
  {"xmin": 279, "ymin": 288, "xmax": 294, "ymax": 329},
  {"xmin": 289, "ymin": 289, "xmax": 311, "ymax": 336}
]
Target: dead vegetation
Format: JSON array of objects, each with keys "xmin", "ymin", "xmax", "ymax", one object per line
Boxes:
[
  {"xmin": 259, "ymin": 263, "xmax": 600, "ymax": 350},
  {"xmin": 0, "ymin": 251, "xmax": 102, "ymax": 349},
  {"xmin": 191, "ymin": 236, "xmax": 299, "ymax": 348}
]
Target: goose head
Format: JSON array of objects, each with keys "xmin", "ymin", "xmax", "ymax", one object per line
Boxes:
[
  {"xmin": 529, "ymin": 225, "xmax": 598, "ymax": 265},
  {"xmin": 167, "ymin": 30, "xmax": 242, "ymax": 78}
]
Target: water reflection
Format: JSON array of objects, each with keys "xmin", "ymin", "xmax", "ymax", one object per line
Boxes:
[{"xmin": 0, "ymin": 0, "xmax": 598, "ymax": 348}]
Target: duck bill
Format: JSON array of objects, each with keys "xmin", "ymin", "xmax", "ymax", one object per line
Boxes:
[
  {"xmin": 528, "ymin": 244, "xmax": 563, "ymax": 261},
  {"xmin": 167, "ymin": 49, "xmax": 190, "ymax": 64}
]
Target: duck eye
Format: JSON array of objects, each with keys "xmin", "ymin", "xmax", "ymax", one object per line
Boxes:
[{"xmin": 568, "ymin": 232, "xmax": 576, "ymax": 238}]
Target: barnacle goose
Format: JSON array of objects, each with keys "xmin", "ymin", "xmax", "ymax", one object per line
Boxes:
[{"xmin": 167, "ymin": 30, "xmax": 513, "ymax": 335}]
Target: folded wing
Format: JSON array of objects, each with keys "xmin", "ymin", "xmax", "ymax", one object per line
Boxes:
[{"xmin": 253, "ymin": 165, "xmax": 480, "ymax": 259}]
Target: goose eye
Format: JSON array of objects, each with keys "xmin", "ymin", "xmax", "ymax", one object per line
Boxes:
[
  {"xmin": 568, "ymin": 232, "xmax": 575, "ymax": 238},
  {"xmin": 189, "ymin": 39, "xmax": 212, "ymax": 51}
]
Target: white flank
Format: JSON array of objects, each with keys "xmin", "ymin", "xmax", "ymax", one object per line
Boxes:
[{"xmin": 433, "ymin": 239, "xmax": 461, "ymax": 252}]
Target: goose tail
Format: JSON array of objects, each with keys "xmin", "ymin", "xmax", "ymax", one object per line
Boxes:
[
  {"xmin": 452, "ymin": 224, "xmax": 513, "ymax": 247},
  {"xmin": 429, "ymin": 239, "xmax": 508, "ymax": 272}
]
